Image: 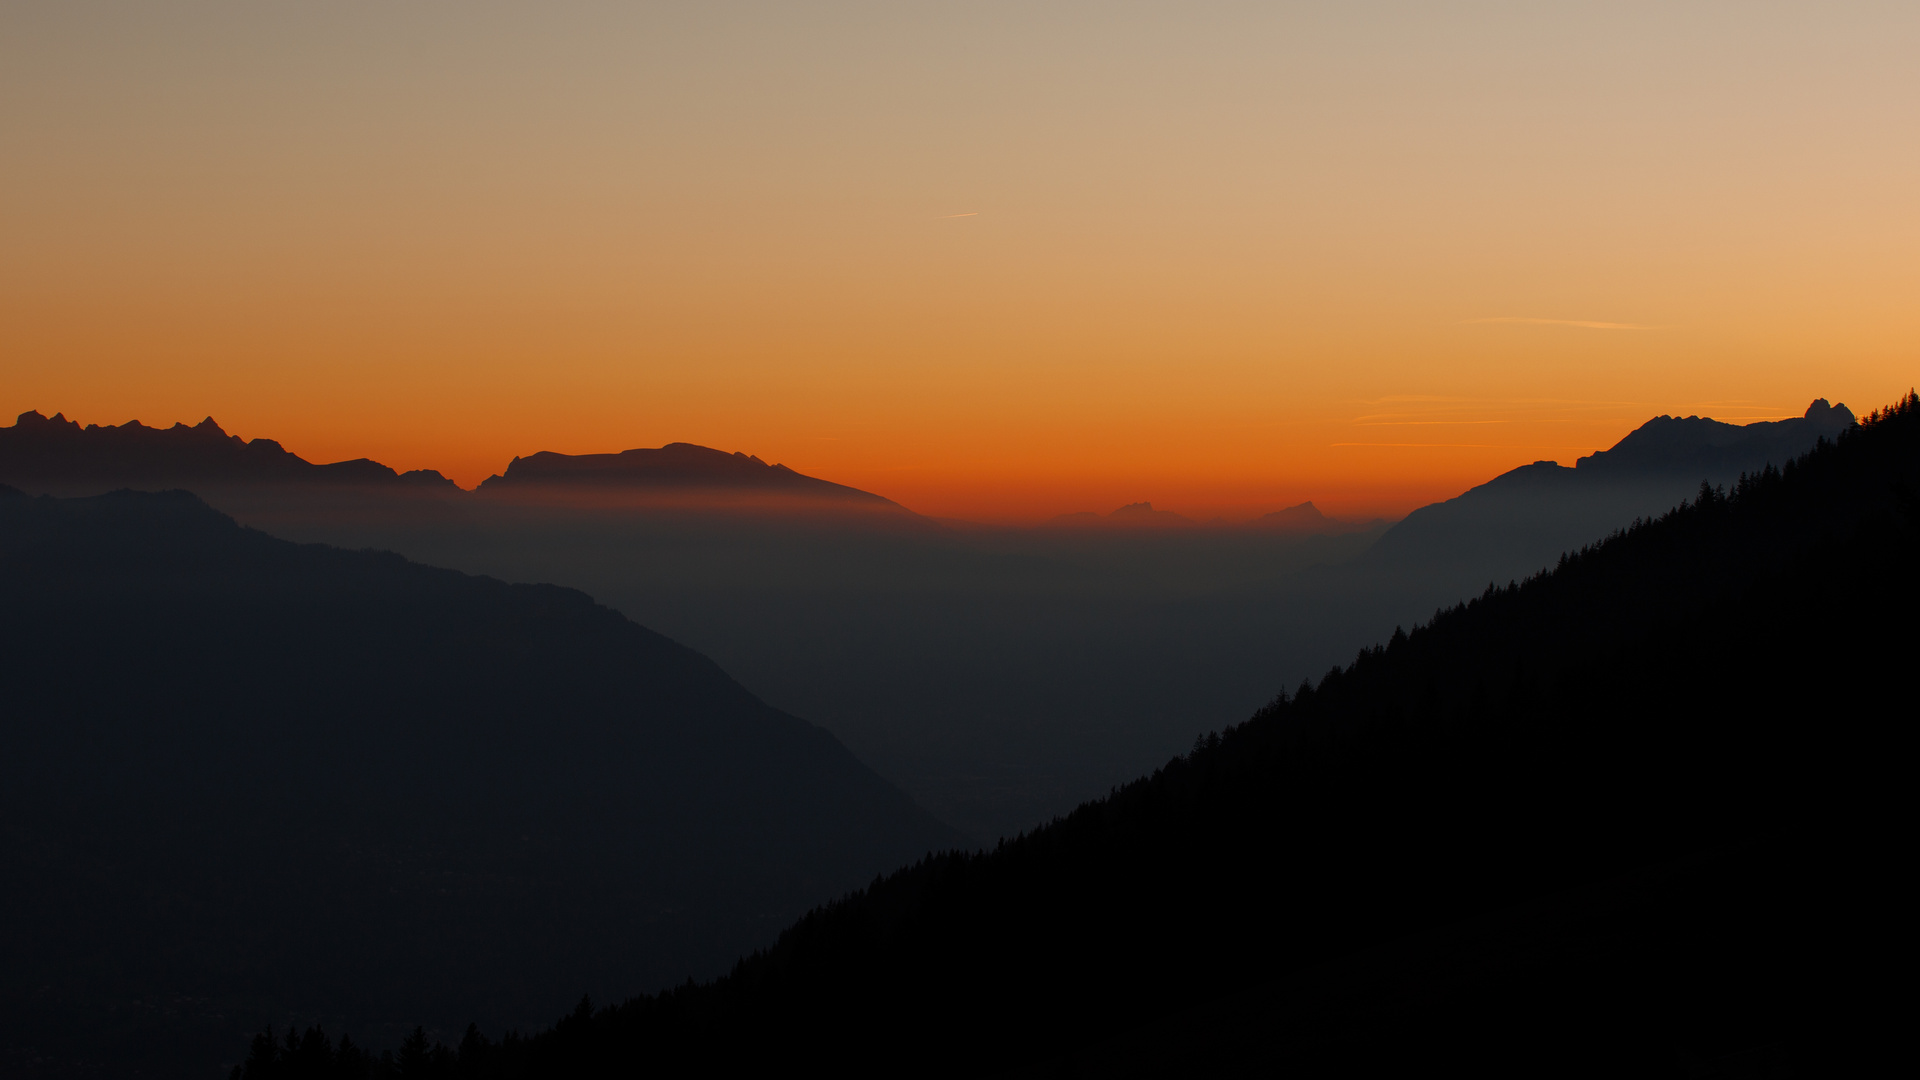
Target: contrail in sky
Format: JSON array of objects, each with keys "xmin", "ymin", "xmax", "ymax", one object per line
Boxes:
[
  {"xmin": 1465, "ymin": 317, "xmax": 1658, "ymax": 330},
  {"xmin": 941, "ymin": 212, "xmax": 980, "ymax": 218}
]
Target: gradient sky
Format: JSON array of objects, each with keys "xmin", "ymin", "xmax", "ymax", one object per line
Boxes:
[{"xmin": 4, "ymin": 2, "xmax": 1915, "ymax": 520}]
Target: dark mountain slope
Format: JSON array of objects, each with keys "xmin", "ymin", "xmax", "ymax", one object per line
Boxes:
[
  {"xmin": 1360, "ymin": 398, "xmax": 1857, "ymax": 591},
  {"xmin": 1057, "ymin": 828, "xmax": 1845, "ymax": 1077},
  {"xmin": 0, "ymin": 491, "xmax": 958, "ymax": 1076},
  {"xmin": 332, "ymin": 392, "xmax": 1915, "ymax": 1076},
  {"xmin": 0, "ymin": 410, "xmax": 457, "ymax": 494},
  {"xmin": 474, "ymin": 443, "xmax": 899, "ymax": 505}
]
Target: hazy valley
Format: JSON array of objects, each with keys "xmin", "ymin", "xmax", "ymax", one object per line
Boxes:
[{"xmin": 0, "ymin": 393, "xmax": 1896, "ymax": 1076}]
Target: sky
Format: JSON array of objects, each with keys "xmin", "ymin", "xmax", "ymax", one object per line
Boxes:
[{"xmin": 3, "ymin": 2, "xmax": 1915, "ymax": 521}]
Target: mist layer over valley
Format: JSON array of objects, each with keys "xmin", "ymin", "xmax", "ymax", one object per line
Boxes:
[{"xmin": 0, "ymin": 401, "xmax": 1855, "ymax": 844}]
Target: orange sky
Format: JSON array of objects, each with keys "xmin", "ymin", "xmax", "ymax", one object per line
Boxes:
[{"xmin": 4, "ymin": 3, "xmax": 1915, "ymax": 522}]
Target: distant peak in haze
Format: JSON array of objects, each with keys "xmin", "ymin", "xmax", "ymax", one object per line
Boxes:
[
  {"xmin": 476, "ymin": 441, "xmax": 898, "ymax": 504},
  {"xmin": 1248, "ymin": 500, "xmax": 1386, "ymax": 535},
  {"xmin": 0, "ymin": 410, "xmax": 458, "ymax": 495},
  {"xmin": 1254, "ymin": 500, "xmax": 1327, "ymax": 526},
  {"xmin": 1110, "ymin": 501, "xmax": 1188, "ymax": 522},
  {"xmin": 1044, "ymin": 498, "xmax": 1384, "ymax": 534},
  {"xmin": 1047, "ymin": 501, "xmax": 1195, "ymax": 529}
]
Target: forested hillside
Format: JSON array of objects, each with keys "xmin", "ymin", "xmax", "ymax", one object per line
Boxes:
[{"xmin": 233, "ymin": 391, "xmax": 1916, "ymax": 1076}]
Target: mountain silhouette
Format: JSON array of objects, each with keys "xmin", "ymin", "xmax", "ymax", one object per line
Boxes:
[
  {"xmin": 0, "ymin": 413, "xmax": 906, "ymax": 513},
  {"xmin": 0, "ymin": 489, "xmax": 958, "ymax": 1076},
  {"xmin": 0, "ymin": 410, "xmax": 457, "ymax": 494},
  {"xmin": 1577, "ymin": 397, "xmax": 1855, "ymax": 476},
  {"xmin": 475, "ymin": 443, "xmax": 898, "ymax": 504},
  {"xmin": 288, "ymin": 392, "xmax": 1913, "ymax": 1076},
  {"xmin": 1360, "ymin": 398, "xmax": 1857, "ymax": 589}
]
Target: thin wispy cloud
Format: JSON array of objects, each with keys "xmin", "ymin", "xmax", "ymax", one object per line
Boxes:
[
  {"xmin": 1332, "ymin": 442, "xmax": 1605, "ymax": 449},
  {"xmin": 1350, "ymin": 419, "xmax": 1509, "ymax": 427},
  {"xmin": 1365, "ymin": 395, "xmax": 1474, "ymax": 404},
  {"xmin": 1465, "ymin": 317, "xmax": 1659, "ymax": 330},
  {"xmin": 941, "ymin": 212, "xmax": 980, "ymax": 218},
  {"xmin": 1356, "ymin": 396, "xmax": 1657, "ymax": 407}
]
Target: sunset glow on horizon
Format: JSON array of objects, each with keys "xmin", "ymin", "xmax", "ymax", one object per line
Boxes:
[{"xmin": 5, "ymin": 2, "xmax": 1915, "ymax": 522}]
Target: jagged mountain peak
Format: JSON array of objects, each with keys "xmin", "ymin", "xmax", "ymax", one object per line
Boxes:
[
  {"xmin": 1577, "ymin": 399, "xmax": 1856, "ymax": 472},
  {"xmin": 0, "ymin": 410, "xmax": 457, "ymax": 494}
]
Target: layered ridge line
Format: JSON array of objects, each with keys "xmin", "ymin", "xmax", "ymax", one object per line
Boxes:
[{"xmin": 0, "ymin": 411, "xmax": 457, "ymax": 494}]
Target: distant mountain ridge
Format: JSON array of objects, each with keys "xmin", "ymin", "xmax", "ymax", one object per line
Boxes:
[
  {"xmin": 0, "ymin": 411, "xmax": 904, "ymax": 509},
  {"xmin": 1574, "ymin": 398, "xmax": 1855, "ymax": 476},
  {"xmin": 476, "ymin": 443, "xmax": 897, "ymax": 504},
  {"xmin": 0, "ymin": 410, "xmax": 457, "ymax": 493},
  {"xmin": 1361, "ymin": 398, "xmax": 1858, "ymax": 589},
  {"xmin": 1047, "ymin": 500, "xmax": 1381, "ymax": 534}
]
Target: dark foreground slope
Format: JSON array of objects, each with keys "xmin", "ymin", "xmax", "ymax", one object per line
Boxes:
[
  {"xmin": 0, "ymin": 492, "xmax": 958, "ymax": 1076},
  {"xmin": 279, "ymin": 392, "xmax": 1914, "ymax": 1076}
]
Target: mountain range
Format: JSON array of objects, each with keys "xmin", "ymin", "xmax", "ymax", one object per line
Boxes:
[
  {"xmin": 0, "ymin": 411, "xmax": 459, "ymax": 493},
  {"xmin": 0, "ymin": 412, "xmax": 898, "ymax": 507},
  {"xmin": 0, "ymin": 401, "xmax": 1854, "ymax": 537},
  {"xmin": 0, "ymin": 398, "xmax": 1867, "ymax": 847}
]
